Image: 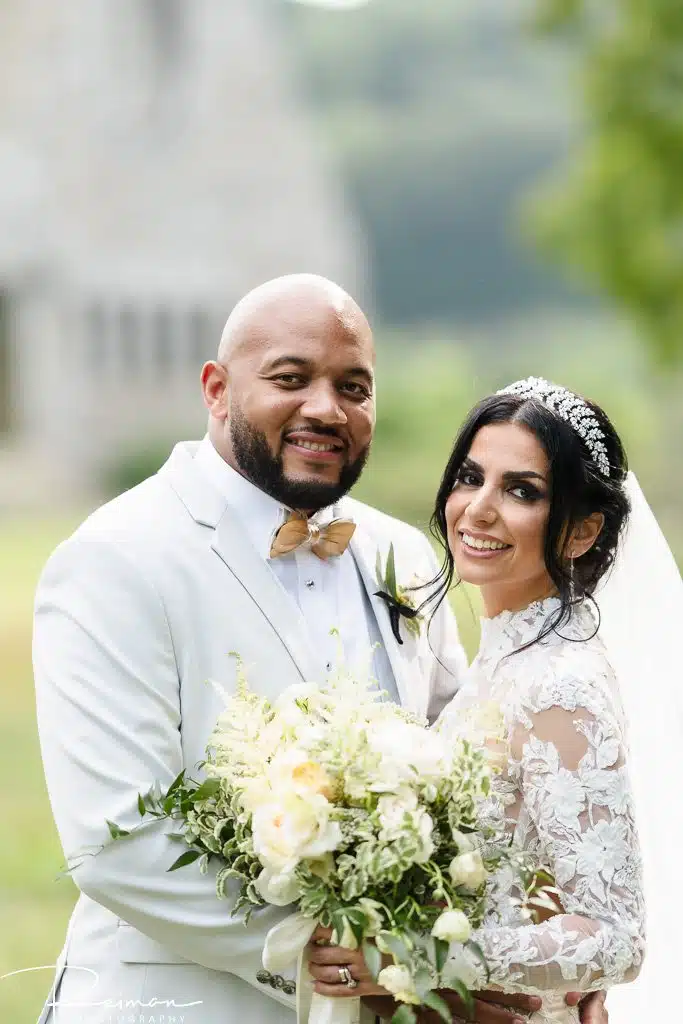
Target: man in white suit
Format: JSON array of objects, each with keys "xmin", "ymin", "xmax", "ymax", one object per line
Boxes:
[{"xmin": 33, "ymin": 275, "xmax": 601, "ymax": 1024}]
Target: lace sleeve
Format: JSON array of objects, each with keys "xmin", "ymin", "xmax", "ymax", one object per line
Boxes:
[{"xmin": 463, "ymin": 681, "xmax": 646, "ymax": 995}]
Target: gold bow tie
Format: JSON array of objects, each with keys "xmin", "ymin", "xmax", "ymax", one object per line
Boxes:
[{"xmin": 269, "ymin": 511, "xmax": 356, "ymax": 561}]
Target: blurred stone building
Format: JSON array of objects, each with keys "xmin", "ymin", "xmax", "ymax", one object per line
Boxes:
[{"xmin": 0, "ymin": 0, "xmax": 362, "ymax": 506}]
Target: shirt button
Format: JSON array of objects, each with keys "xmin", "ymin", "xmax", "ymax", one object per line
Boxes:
[
  {"xmin": 326, "ymin": 662, "xmax": 332, "ymax": 671},
  {"xmin": 304, "ymin": 579, "xmax": 315, "ymax": 589}
]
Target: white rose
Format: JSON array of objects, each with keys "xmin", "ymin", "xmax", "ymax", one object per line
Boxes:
[
  {"xmin": 448, "ymin": 851, "xmax": 488, "ymax": 890},
  {"xmin": 370, "ymin": 722, "xmax": 446, "ymax": 790},
  {"xmin": 431, "ymin": 909, "xmax": 472, "ymax": 944},
  {"xmin": 267, "ymin": 748, "xmax": 335, "ymax": 800},
  {"xmin": 377, "ymin": 964, "xmax": 420, "ymax": 1005},
  {"xmin": 255, "ymin": 867, "xmax": 300, "ymax": 906},
  {"xmin": 377, "ymin": 789, "xmax": 419, "ymax": 840},
  {"xmin": 252, "ymin": 792, "xmax": 341, "ymax": 872}
]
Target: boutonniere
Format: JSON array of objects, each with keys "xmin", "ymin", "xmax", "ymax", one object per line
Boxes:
[{"xmin": 374, "ymin": 543, "xmax": 424, "ymax": 645}]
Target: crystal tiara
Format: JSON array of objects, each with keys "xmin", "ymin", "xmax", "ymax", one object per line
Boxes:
[{"xmin": 497, "ymin": 377, "xmax": 611, "ymax": 478}]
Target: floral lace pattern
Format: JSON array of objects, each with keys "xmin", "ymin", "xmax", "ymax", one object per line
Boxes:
[{"xmin": 439, "ymin": 598, "xmax": 645, "ymax": 1019}]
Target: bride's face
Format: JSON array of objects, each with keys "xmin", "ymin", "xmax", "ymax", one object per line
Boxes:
[{"xmin": 445, "ymin": 421, "xmax": 555, "ymax": 616}]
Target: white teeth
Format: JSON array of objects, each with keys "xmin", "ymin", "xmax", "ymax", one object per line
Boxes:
[
  {"xmin": 290, "ymin": 439, "xmax": 337, "ymax": 453},
  {"xmin": 461, "ymin": 533, "xmax": 508, "ymax": 551}
]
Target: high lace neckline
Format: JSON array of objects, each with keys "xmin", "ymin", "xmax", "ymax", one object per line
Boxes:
[{"xmin": 479, "ymin": 596, "xmax": 563, "ymax": 662}]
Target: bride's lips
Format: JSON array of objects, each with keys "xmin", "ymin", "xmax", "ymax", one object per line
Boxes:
[
  {"xmin": 283, "ymin": 431, "xmax": 346, "ymax": 463},
  {"xmin": 457, "ymin": 530, "xmax": 512, "ymax": 559}
]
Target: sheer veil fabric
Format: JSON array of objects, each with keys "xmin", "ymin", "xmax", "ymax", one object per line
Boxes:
[{"xmin": 595, "ymin": 472, "xmax": 683, "ymax": 1020}]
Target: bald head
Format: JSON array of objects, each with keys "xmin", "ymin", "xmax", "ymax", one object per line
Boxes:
[{"xmin": 217, "ymin": 274, "xmax": 372, "ymax": 365}]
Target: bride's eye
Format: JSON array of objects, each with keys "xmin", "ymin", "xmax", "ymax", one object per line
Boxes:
[
  {"xmin": 509, "ymin": 484, "xmax": 540, "ymax": 501},
  {"xmin": 455, "ymin": 470, "xmax": 480, "ymax": 488}
]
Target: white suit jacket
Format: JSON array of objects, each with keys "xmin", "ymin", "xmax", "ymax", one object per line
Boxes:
[{"xmin": 33, "ymin": 441, "xmax": 466, "ymax": 1024}]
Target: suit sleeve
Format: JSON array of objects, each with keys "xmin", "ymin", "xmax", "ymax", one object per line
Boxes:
[{"xmin": 33, "ymin": 533, "xmax": 294, "ymax": 1003}]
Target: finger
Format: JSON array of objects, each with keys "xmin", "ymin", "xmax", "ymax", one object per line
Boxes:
[
  {"xmin": 565, "ymin": 992, "xmax": 582, "ymax": 1007},
  {"xmin": 307, "ymin": 945, "xmax": 359, "ymax": 966},
  {"xmin": 441, "ymin": 992, "xmax": 530, "ymax": 1024},
  {"xmin": 475, "ymin": 992, "xmax": 542, "ymax": 1014},
  {"xmin": 314, "ymin": 981, "xmax": 383, "ymax": 1000},
  {"xmin": 311, "ymin": 925, "xmax": 334, "ymax": 945},
  {"xmin": 308, "ymin": 965, "xmax": 359, "ymax": 986}
]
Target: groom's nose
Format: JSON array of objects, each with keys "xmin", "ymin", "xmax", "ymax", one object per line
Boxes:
[{"xmin": 299, "ymin": 381, "xmax": 348, "ymax": 426}]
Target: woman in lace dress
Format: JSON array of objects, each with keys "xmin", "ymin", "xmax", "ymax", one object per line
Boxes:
[{"xmin": 309, "ymin": 379, "xmax": 645, "ymax": 1024}]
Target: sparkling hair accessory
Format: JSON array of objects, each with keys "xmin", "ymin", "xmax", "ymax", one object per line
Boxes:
[{"xmin": 497, "ymin": 376, "xmax": 611, "ymax": 477}]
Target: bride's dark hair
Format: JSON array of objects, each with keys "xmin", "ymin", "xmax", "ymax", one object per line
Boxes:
[{"xmin": 424, "ymin": 389, "xmax": 631, "ymax": 639}]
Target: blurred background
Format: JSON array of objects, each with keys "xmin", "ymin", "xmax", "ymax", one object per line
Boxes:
[{"xmin": 1, "ymin": 0, "xmax": 681, "ymax": 1019}]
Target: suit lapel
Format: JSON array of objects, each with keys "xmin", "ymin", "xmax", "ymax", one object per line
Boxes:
[
  {"xmin": 347, "ymin": 520, "xmax": 420, "ymax": 714},
  {"xmin": 161, "ymin": 442, "xmax": 324, "ymax": 683}
]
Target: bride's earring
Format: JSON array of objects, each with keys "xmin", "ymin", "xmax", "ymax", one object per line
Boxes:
[{"xmin": 568, "ymin": 551, "xmax": 576, "ymax": 603}]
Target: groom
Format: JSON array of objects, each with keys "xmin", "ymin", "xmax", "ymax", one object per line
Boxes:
[{"xmin": 33, "ymin": 274, "xmax": 606, "ymax": 1024}]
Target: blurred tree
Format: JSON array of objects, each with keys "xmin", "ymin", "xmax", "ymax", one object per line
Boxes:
[{"xmin": 531, "ymin": 0, "xmax": 683, "ymax": 364}]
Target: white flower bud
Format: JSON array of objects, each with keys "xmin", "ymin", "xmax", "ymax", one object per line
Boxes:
[
  {"xmin": 448, "ymin": 850, "xmax": 488, "ymax": 890},
  {"xmin": 431, "ymin": 909, "xmax": 472, "ymax": 944},
  {"xmin": 377, "ymin": 964, "xmax": 420, "ymax": 1004}
]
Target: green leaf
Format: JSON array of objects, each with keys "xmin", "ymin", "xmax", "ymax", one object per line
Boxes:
[
  {"xmin": 433, "ymin": 936, "xmax": 449, "ymax": 974},
  {"xmin": 192, "ymin": 778, "xmax": 222, "ymax": 802},
  {"xmin": 380, "ymin": 932, "xmax": 410, "ymax": 963},
  {"xmin": 423, "ymin": 991, "xmax": 452, "ymax": 1024},
  {"xmin": 137, "ymin": 793, "xmax": 146, "ymax": 817},
  {"xmin": 106, "ymin": 820, "xmax": 131, "ymax": 841},
  {"xmin": 375, "ymin": 548, "xmax": 385, "ymax": 588},
  {"xmin": 167, "ymin": 849, "xmax": 202, "ymax": 872},
  {"xmin": 449, "ymin": 978, "xmax": 474, "ymax": 1019},
  {"xmin": 362, "ymin": 940, "xmax": 382, "ymax": 980},
  {"xmin": 167, "ymin": 769, "xmax": 187, "ymax": 796},
  {"xmin": 391, "ymin": 1006, "xmax": 417, "ymax": 1024},
  {"xmin": 385, "ymin": 542, "xmax": 397, "ymax": 596},
  {"xmin": 465, "ymin": 940, "xmax": 490, "ymax": 982}
]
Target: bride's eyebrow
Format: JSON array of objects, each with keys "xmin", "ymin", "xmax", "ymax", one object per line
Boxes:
[{"xmin": 502, "ymin": 470, "xmax": 547, "ymax": 484}]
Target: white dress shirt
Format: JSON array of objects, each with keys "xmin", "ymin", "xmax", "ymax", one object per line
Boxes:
[{"xmin": 194, "ymin": 436, "xmax": 399, "ymax": 700}]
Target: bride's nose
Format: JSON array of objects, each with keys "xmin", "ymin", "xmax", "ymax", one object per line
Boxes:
[{"xmin": 467, "ymin": 489, "xmax": 498, "ymax": 525}]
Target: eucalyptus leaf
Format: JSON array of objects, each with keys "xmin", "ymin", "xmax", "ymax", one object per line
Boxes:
[
  {"xmin": 423, "ymin": 991, "xmax": 452, "ymax": 1024},
  {"xmin": 362, "ymin": 940, "xmax": 382, "ymax": 980},
  {"xmin": 434, "ymin": 936, "xmax": 449, "ymax": 974},
  {"xmin": 167, "ymin": 769, "xmax": 187, "ymax": 796},
  {"xmin": 137, "ymin": 793, "xmax": 146, "ymax": 817},
  {"xmin": 449, "ymin": 978, "xmax": 474, "ymax": 1018}
]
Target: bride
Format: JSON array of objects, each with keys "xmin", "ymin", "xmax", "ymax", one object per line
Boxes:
[{"xmin": 308, "ymin": 377, "xmax": 681, "ymax": 1023}]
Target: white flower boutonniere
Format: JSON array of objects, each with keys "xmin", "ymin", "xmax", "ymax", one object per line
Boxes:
[{"xmin": 374, "ymin": 543, "xmax": 425, "ymax": 645}]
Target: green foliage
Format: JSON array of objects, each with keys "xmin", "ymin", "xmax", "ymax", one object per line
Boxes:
[{"xmin": 531, "ymin": 0, "xmax": 683, "ymax": 364}]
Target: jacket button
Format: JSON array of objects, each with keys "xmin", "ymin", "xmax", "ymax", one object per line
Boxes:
[
  {"xmin": 256, "ymin": 969, "xmax": 271, "ymax": 985},
  {"xmin": 283, "ymin": 981, "xmax": 297, "ymax": 996},
  {"xmin": 271, "ymin": 974, "xmax": 285, "ymax": 989}
]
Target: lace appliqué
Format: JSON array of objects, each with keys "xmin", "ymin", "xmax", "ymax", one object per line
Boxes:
[{"xmin": 439, "ymin": 598, "xmax": 645, "ymax": 1016}]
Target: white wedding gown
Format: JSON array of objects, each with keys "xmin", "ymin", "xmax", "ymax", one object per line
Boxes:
[{"xmin": 438, "ymin": 596, "xmax": 646, "ymax": 1024}]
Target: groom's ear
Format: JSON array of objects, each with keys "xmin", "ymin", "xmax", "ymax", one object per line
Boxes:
[{"xmin": 569, "ymin": 512, "xmax": 605, "ymax": 558}]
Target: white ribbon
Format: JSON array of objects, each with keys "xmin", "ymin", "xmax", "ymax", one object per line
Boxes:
[{"xmin": 264, "ymin": 913, "xmax": 362, "ymax": 1024}]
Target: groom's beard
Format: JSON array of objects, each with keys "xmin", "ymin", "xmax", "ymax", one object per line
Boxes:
[{"xmin": 229, "ymin": 407, "xmax": 370, "ymax": 512}]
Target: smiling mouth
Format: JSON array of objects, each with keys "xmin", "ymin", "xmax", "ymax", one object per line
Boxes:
[
  {"xmin": 459, "ymin": 531, "xmax": 512, "ymax": 553},
  {"xmin": 283, "ymin": 433, "xmax": 345, "ymax": 461}
]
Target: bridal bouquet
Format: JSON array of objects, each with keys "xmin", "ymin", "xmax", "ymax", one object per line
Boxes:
[{"xmin": 111, "ymin": 660, "xmax": 517, "ymax": 1024}]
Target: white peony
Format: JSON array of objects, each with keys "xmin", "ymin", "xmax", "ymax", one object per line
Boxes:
[
  {"xmin": 448, "ymin": 851, "xmax": 488, "ymax": 890},
  {"xmin": 377, "ymin": 964, "xmax": 420, "ymax": 1004},
  {"xmin": 369, "ymin": 721, "xmax": 447, "ymax": 791},
  {"xmin": 377, "ymin": 789, "xmax": 419, "ymax": 840},
  {"xmin": 431, "ymin": 909, "xmax": 472, "ymax": 944},
  {"xmin": 266, "ymin": 748, "xmax": 335, "ymax": 800},
  {"xmin": 252, "ymin": 792, "xmax": 342, "ymax": 873}
]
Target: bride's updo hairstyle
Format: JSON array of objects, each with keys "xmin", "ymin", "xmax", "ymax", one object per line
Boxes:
[{"xmin": 426, "ymin": 378, "xmax": 631, "ymax": 638}]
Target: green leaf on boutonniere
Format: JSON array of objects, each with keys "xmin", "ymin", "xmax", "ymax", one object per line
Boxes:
[{"xmin": 385, "ymin": 542, "xmax": 397, "ymax": 596}]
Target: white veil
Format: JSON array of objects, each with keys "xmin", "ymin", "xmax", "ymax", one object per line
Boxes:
[{"xmin": 594, "ymin": 472, "xmax": 683, "ymax": 1020}]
